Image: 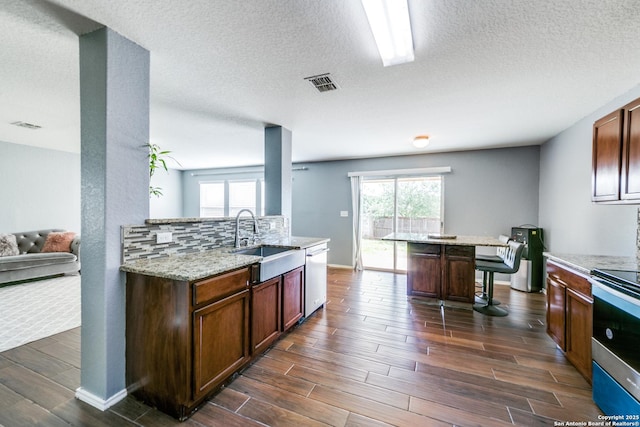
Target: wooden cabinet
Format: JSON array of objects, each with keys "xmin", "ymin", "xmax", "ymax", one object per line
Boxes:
[
  {"xmin": 282, "ymin": 266, "xmax": 305, "ymax": 331},
  {"xmin": 622, "ymin": 97, "xmax": 640, "ymax": 200},
  {"xmin": 251, "ymin": 276, "xmax": 281, "ymax": 354},
  {"xmin": 565, "ymin": 287, "xmax": 593, "ymax": 381},
  {"xmin": 443, "ymin": 246, "xmax": 475, "ymax": 302},
  {"xmin": 407, "ymin": 243, "xmax": 441, "ymax": 298},
  {"xmin": 592, "ymin": 110, "xmax": 623, "ymax": 201},
  {"xmin": 546, "ymin": 269, "xmax": 565, "ymax": 347},
  {"xmin": 193, "ymin": 289, "xmax": 250, "ymax": 398},
  {"xmin": 546, "ymin": 260, "xmax": 593, "ymax": 382},
  {"xmin": 407, "ymin": 243, "xmax": 475, "ymax": 303},
  {"xmin": 592, "ymin": 96, "xmax": 640, "ymax": 203},
  {"xmin": 126, "ymin": 267, "xmax": 251, "ymax": 420}
]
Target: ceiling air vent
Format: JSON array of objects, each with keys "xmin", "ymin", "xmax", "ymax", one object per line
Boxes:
[
  {"xmin": 304, "ymin": 73, "xmax": 338, "ymax": 93},
  {"xmin": 11, "ymin": 121, "xmax": 42, "ymax": 130}
]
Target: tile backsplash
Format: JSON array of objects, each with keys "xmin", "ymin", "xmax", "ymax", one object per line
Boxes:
[{"xmin": 122, "ymin": 216, "xmax": 288, "ymax": 262}]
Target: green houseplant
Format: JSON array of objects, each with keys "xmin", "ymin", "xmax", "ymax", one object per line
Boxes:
[{"xmin": 148, "ymin": 143, "xmax": 180, "ymax": 197}]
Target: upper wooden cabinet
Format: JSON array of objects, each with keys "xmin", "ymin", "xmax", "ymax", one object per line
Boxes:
[
  {"xmin": 592, "ymin": 96, "xmax": 640, "ymax": 203},
  {"xmin": 621, "ymin": 98, "xmax": 640, "ymax": 200},
  {"xmin": 592, "ymin": 110, "xmax": 623, "ymax": 202}
]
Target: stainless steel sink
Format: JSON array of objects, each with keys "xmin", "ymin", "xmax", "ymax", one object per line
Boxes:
[
  {"xmin": 233, "ymin": 245, "xmax": 305, "ymax": 283},
  {"xmin": 233, "ymin": 245, "xmax": 292, "ymax": 257}
]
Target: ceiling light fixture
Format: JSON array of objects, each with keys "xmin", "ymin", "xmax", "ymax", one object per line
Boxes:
[
  {"xmin": 361, "ymin": 0, "xmax": 414, "ymax": 67},
  {"xmin": 413, "ymin": 135, "xmax": 430, "ymax": 148}
]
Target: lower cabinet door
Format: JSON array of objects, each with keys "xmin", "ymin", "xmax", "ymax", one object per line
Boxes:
[
  {"xmin": 251, "ymin": 276, "xmax": 281, "ymax": 354},
  {"xmin": 566, "ymin": 287, "xmax": 593, "ymax": 382},
  {"xmin": 407, "ymin": 244, "xmax": 441, "ymax": 298},
  {"xmin": 442, "ymin": 245, "xmax": 475, "ymax": 302},
  {"xmin": 193, "ymin": 289, "xmax": 250, "ymax": 397},
  {"xmin": 546, "ymin": 275, "xmax": 566, "ymax": 350},
  {"xmin": 282, "ymin": 266, "xmax": 304, "ymax": 331}
]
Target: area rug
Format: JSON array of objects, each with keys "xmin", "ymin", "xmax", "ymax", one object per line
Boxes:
[{"xmin": 0, "ymin": 275, "xmax": 81, "ymax": 353}]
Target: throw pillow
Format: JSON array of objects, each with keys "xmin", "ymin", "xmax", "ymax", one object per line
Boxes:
[
  {"xmin": 42, "ymin": 231, "xmax": 76, "ymax": 253},
  {"xmin": 0, "ymin": 233, "xmax": 19, "ymax": 256}
]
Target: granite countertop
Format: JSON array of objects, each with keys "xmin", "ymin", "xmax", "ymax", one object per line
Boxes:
[
  {"xmin": 544, "ymin": 252, "xmax": 640, "ymax": 275},
  {"xmin": 120, "ymin": 236, "xmax": 329, "ymax": 282},
  {"xmin": 383, "ymin": 232, "xmax": 507, "ymax": 247}
]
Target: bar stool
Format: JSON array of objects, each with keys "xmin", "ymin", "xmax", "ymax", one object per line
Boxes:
[
  {"xmin": 473, "ymin": 240, "xmax": 525, "ymax": 317},
  {"xmin": 475, "ymin": 234, "xmax": 511, "ymax": 305}
]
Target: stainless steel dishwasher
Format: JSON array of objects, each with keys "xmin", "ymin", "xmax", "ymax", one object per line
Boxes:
[{"xmin": 304, "ymin": 242, "xmax": 329, "ymax": 317}]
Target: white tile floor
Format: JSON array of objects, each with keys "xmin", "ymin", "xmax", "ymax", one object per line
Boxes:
[{"xmin": 0, "ymin": 275, "xmax": 80, "ymax": 352}]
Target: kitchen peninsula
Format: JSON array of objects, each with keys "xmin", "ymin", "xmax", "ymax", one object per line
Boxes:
[
  {"xmin": 120, "ymin": 216, "xmax": 329, "ymax": 420},
  {"xmin": 384, "ymin": 232, "xmax": 507, "ymax": 303}
]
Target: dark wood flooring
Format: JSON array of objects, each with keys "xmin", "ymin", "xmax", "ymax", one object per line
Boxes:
[{"xmin": 0, "ymin": 268, "xmax": 601, "ymax": 426}]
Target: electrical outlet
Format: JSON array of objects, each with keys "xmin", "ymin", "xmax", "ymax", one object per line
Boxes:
[
  {"xmin": 340, "ymin": 211, "xmax": 349, "ymax": 217},
  {"xmin": 156, "ymin": 232, "xmax": 172, "ymax": 244},
  {"xmin": 269, "ymin": 222, "xmax": 276, "ymax": 230}
]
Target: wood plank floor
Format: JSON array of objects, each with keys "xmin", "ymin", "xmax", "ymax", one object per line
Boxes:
[{"xmin": 0, "ymin": 267, "xmax": 602, "ymax": 426}]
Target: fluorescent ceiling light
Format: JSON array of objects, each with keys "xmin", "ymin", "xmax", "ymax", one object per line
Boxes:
[{"xmin": 361, "ymin": 0, "xmax": 414, "ymax": 67}]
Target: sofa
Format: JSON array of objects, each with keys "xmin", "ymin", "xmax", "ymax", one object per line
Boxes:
[{"xmin": 0, "ymin": 229, "xmax": 81, "ymax": 285}]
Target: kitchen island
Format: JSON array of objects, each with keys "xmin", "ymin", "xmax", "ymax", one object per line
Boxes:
[
  {"xmin": 384, "ymin": 232, "xmax": 507, "ymax": 303},
  {"xmin": 120, "ymin": 236, "xmax": 328, "ymax": 420}
]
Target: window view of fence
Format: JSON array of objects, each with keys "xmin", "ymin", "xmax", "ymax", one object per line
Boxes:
[{"xmin": 361, "ymin": 176, "xmax": 443, "ymax": 271}]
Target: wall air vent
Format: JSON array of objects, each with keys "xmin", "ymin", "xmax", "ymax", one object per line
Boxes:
[
  {"xmin": 304, "ymin": 73, "xmax": 339, "ymax": 93},
  {"xmin": 11, "ymin": 121, "xmax": 42, "ymax": 130}
]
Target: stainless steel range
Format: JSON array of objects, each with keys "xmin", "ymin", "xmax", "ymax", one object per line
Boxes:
[{"xmin": 590, "ymin": 269, "xmax": 640, "ymax": 416}]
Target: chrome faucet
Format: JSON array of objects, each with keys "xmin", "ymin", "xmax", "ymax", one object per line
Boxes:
[{"xmin": 234, "ymin": 209, "xmax": 259, "ymax": 248}]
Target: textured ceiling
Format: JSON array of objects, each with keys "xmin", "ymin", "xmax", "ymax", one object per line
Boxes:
[{"xmin": 2, "ymin": 0, "xmax": 640, "ymax": 169}]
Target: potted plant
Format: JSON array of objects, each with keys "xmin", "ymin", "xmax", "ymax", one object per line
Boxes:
[{"xmin": 148, "ymin": 143, "xmax": 180, "ymax": 197}]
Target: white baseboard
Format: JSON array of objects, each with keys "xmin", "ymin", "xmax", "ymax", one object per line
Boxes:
[
  {"xmin": 75, "ymin": 387, "xmax": 127, "ymax": 411},
  {"xmin": 327, "ymin": 264, "xmax": 353, "ymax": 269}
]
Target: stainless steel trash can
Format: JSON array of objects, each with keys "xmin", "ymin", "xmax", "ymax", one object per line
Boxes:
[{"xmin": 511, "ymin": 259, "xmax": 533, "ymax": 292}]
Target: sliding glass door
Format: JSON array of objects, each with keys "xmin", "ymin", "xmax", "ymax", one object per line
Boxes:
[{"xmin": 361, "ymin": 176, "xmax": 443, "ymax": 272}]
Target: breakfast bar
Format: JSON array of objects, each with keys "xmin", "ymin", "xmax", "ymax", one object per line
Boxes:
[{"xmin": 383, "ymin": 232, "xmax": 507, "ymax": 303}]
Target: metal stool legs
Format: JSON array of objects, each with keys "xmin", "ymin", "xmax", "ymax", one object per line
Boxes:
[
  {"xmin": 473, "ymin": 271, "xmax": 508, "ymax": 317},
  {"xmin": 475, "ymin": 271, "xmax": 501, "ymax": 305}
]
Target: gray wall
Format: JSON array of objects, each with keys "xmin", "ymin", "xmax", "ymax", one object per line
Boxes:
[
  {"xmin": 181, "ymin": 146, "xmax": 541, "ymax": 266},
  {"xmin": 539, "ymin": 84, "xmax": 640, "ymax": 257},
  {"xmin": 0, "ymin": 140, "xmax": 80, "ymax": 233},
  {"xmin": 292, "ymin": 147, "xmax": 540, "ymax": 266},
  {"xmin": 149, "ymin": 168, "xmax": 183, "ymax": 219}
]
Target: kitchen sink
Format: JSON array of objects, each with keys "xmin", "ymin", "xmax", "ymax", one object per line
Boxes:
[
  {"xmin": 233, "ymin": 245, "xmax": 292, "ymax": 257},
  {"xmin": 233, "ymin": 245, "xmax": 305, "ymax": 283}
]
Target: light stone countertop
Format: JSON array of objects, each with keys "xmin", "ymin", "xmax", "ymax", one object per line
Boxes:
[
  {"xmin": 544, "ymin": 252, "xmax": 640, "ymax": 275},
  {"xmin": 120, "ymin": 236, "xmax": 330, "ymax": 282},
  {"xmin": 383, "ymin": 232, "xmax": 507, "ymax": 247}
]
